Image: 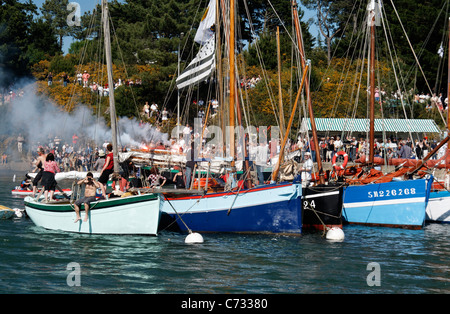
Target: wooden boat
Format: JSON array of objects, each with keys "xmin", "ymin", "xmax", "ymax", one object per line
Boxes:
[
  {"xmin": 160, "ymin": 182, "xmax": 302, "ymax": 234},
  {"xmin": 0, "ymin": 205, "xmax": 15, "ymax": 219},
  {"xmin": 340, "ymin": 0, "xmax": 431, "ymax": 229},
  {"xmin": 157, "ymin": 0, "xmax": 307, "ymax": 235},
  {"xmin": 23, "ymin": 0, "xmax": 161, "ymax": 235},
  {"xmin": 24, "ymin": 193, "xmax": 161, "ymax": 234}
]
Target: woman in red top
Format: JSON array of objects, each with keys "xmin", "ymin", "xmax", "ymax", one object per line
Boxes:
[
  {"xmin": 99, "ymin": 143, "xmax": 114, "ymax": 198},
  {"xmin": 42, "ymin": 153, "xmax": 60, "ymax": 202}
]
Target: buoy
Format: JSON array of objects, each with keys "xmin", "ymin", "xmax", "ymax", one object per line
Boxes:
[
  {"xmin": 14, "ymin": 208, "xmax": 24, "ymax": 218},
  {"xmin": 326, "ymin": 227, "xmax": 345, "ymax": 241},
  {"xmin": 185, "ymin": 232, "xmax": 204, "ymax": 244}
]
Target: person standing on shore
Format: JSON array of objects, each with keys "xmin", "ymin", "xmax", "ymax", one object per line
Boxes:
[{"xmin": 47, "ymin": 72, "xmax": 53, "ymax": 86}]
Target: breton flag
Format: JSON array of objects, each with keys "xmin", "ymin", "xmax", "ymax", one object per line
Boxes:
[
  {"xmin": 176, "ymin": 34, "xmax": 215, "ymax": 90},
  {"xmin": 438, "ymin": 43, "xmax": 444, "ymax": 58},
  {"xmin": 194, "ymin": 0, "xmax": 216, "ymax": 44}
]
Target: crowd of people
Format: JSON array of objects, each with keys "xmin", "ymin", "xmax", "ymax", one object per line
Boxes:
[
  {"xmin": 293, "ymin": 134, "xmax": 440, "ymax": 164},
  {"xmin": 240, "ymin": 75, "xmax": 261, "ymax": 89},
  {"xmin": 47, "ymin": 70, "xmax": 143, "ymax": 96}
]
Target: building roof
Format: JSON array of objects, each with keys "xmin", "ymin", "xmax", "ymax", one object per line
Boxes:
[{"xmin": 300, "ymin": 118, "xmax": 441, "ymax": 133}]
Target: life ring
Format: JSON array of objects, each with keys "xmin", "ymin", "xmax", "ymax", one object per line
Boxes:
[{"xmin": 332, "ymin": 151, "xmax": 348, "ymax": 171}]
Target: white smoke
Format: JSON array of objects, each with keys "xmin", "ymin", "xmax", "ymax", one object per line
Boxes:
[{"xmin": 0, "ymin": 81, "xmax": 170, "ymax": 150}]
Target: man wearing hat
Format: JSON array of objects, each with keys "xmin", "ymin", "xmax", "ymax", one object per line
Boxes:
[
  {"xmin": 93, "ymin": 149, "xmax": 106, "ymax": 171},
  {"xmin": 300, "ymin": 151, "xmax": 313, "ymax": 187}
]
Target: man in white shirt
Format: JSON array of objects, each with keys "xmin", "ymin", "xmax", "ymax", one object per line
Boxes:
[
  {"xmin": 334, "ymin": 136, "xmax": 343, "ymax": 152},
  {"xmin": 255, "ymin": 142, "xmax": 268, "ymax": 185},
  {"xmin": 150, "ymin": 102, "xmax": 158, "ymax": 117},
  {"xmin": 300, "ymin": 152, "xmax": 313, "ymax": 187}
]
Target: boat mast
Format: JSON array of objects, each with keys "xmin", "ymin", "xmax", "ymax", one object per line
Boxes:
[
  {"xmin": 447, "ymin": 17, "xmax": 450, "ymax": 132},
  {"xmin": 292, "ymin": 1, "xmax": 325, "ymax": 185},
  {"xmin": 277, "ymin": 26, "xmax": 285, "ymax": 138},
  {"xmin": 368, "ymin": 0, "xmax": 376, "ymax": 166},
  {"xmin": 177, "ymin": 32, "xmax": 184, "ymax": 140},
  {"xmin": 229, "ymin": 0, "xmax": 235, "ymax": 165},
  {"xmin": 102, "ymin": 0, "xmax": 119, "ymax": 172}
]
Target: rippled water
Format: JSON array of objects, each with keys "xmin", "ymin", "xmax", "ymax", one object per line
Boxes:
[{"xmin": 0, "ymin": 174, "xmax": 449, "ymax": 294}]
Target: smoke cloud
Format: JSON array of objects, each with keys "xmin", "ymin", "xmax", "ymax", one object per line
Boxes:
[{"xmin": 0, "ymin": 79, "xmax": 169, "ymax": 151}]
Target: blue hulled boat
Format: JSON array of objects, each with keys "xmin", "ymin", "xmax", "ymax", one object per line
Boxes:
[
  {"xmin": 342, "ymin": 177, "xmax": 432, "ymax": 229},
  {"xmin": 160, "ymin": 181, "xmax": 302, "ymax": 234}
]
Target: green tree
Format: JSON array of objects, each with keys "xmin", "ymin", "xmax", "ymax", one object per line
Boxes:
[
  {"xmin": 0, "ymin": 0, "xmax": 58, "ymax": 88},
  {"xmin": 41, "ymin": 0, "xmax": 75, "ymax": 52}
]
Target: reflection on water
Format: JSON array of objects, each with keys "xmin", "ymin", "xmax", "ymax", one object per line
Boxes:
[{"xmin": 0, "ymin": 175, "xmax": 449, "ymax": 293}]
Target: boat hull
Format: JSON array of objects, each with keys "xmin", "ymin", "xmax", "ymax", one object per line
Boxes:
[
  {"xmin": 302, "ymin": 185, "xmax": 344, "ymax": 231},
  {"xmin": 342, "ymin": 178, "xmax": 431, "ymax": 229},
  {"xmin": 24, "ymin": 194, "xmax": 161, "ymax": 235},
  {"xmin": 426, "ymin": 190, "xmax": 450, "ymax": 223},
  {"xmin": 160, "ymin": 183, "xmax": 302, "ymax": 234},
  {"xmin": 0, "ymin": 206, "xmax": 15, "ymax": 219}
]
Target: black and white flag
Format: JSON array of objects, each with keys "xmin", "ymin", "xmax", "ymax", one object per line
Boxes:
[{"xmin": 176, "ymin": 35, "xmax": 215, "ymax": 90}]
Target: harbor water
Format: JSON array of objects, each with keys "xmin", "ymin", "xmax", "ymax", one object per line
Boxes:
[{"xmin": 0, "ymin": 174, "xmax": 449, "ymax": 294}]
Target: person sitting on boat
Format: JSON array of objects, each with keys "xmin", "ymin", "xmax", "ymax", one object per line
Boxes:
[
  {"xmin": 73, "ymin": 172, "xmax": 102, "ymax": 223},
  {"xmin": 41, "ymin": 153, "xmax": 60, "ymax": 202},
  {"xmin": 172, "ymin": 166, "xmax": 185, "ymax": 189},
  {"xmin": 148, "ymin": 166, "xmax": 166, "ymax": 188},
  {"xmin": 300, "ymin": 152, "xmax": 313, "ymax": 188},
  {"xmin": 21, "ymin": 174, "xmax": 33, "ymax": 191}
]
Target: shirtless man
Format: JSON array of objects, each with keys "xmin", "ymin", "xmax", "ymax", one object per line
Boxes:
[
  {"xmin": 73, "ymin": 172, "xmax": 101, "ymax": 222},
  {"xmin": 32, "ymin": 147, "xmax": 47, "ymax": 197}
]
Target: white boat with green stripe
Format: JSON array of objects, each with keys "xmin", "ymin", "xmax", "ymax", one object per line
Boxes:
[{"xmin": 24, "ymin": 193, "xmax": 161, "ymax": 235}]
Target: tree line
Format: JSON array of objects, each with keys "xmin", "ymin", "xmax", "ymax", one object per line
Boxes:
[{"xmin": 1, "ymin": 0, "xmax": 448, "ymax": 129}]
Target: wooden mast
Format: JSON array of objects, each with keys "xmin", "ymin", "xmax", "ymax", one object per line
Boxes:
[
  {"xmin": 292, "ymin": 1, "xmax": 325, "ymax": 185},
  {"xmin": 369, "ymin": 1, "xmax": 376, "ymax": 166},
  {"xmin": 447, "ymin": 17, "xmax": 450, "ymax": 132},
  {"xmin": 277, "ymin": 26, "xmax": 285, "ymax": 138},
  {"xmin": 272, "ymin": 63, "xmax": 309, "ymax": 181},
  {"xmin": 229, "ymin": 0, "xmax": 235, "ymax": 165},
  {"xmin": 102, "ymin": 0, "xmax": 119, "ymax": 172}
]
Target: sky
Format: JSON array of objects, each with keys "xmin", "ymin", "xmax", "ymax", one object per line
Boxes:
[
  {"xmin": 31, "ymin": 0, "xmax": 103, "ymax": 54},
  {"xmin": 29, "ymin": 0, "xmax": 317, "ymax": 55}
]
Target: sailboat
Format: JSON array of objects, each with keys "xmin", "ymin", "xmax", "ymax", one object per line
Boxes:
[
  {"xmin": 158, "ymin": 0, "xmax": 303, "ymax": 235},
  {"xmin": 23, "ymin": 0, "xmax": 161, "ymax": 235},
  {"xmin": 341, "ymin": 0, "xmax": 432, "ymax": 229},
  {"xmin": 289, "ymin": 1, "xmax": 344, "ymax": 231}
]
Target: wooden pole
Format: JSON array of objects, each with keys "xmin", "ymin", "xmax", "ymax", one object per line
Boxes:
[
  {"xmin": 102, "ymin": 0, "xmax": 119, "ymax": 172},
  {"xmin": 369, "ymin": 11, "xmax": 376, "ymax": 165},
  {"xmin": 292, "ymin": 1, "xmax": 324, "ymax": 184},
  {"xmin": 277, "ymin": 26, "xmax": 285, "ymax": 138},
  {"xmin": 272, "ymin": 63, "xmax": 309, "ymax": 182},
  {"xmin": 229, "ymin": 0, "xmax": 235, "ymax": 165}
]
